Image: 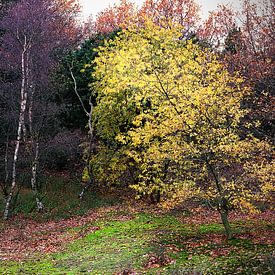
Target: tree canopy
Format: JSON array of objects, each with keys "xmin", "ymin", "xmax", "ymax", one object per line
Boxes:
[{"xmin": 89, "ymin": 21, "xmax": 274, "ymax": 238}]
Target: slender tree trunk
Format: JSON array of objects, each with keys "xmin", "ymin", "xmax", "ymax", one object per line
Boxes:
[
  {"xmin": 69, "ymin": 66, "xmax": 95, "ymax": 199},
  {"xmin": 22, "ymin": 123, "xmax": 27, "ymax": 142},
  {"xmin": 219, "ymin": 208, "xmax": 232, "ymax": 239},
  {"xmin": 3, "ymin": 39, "xmax": 28, "ymax": 220},
  {"xmin": 27, "ymin": 75, "xmax": 43, "ymax": 211},
  {"xmin": 79, "ymin": 101, "xmax": 94, "ymax": 200},
  {"xmin": 30, "ymin": 140, "xmax": 44, "ymax": 211},
  {"xmin": 22, "ymin": 52, "xmax": 30, "ymax": 142},
  {"xmin": 3, "ymin": 99, "xmax": 26, "ymax": 219},
  {"xmin": 206, "ymin": 160, "xmax": 233, "ymax": 239}
]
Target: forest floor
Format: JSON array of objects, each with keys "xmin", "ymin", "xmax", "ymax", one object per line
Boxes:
[{"xmin": 0, "ymin": 175, "xmax": 274, "ymax": 274}]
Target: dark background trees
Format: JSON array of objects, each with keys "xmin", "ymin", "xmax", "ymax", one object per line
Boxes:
[
  {"xmin": 54, "ymin": 29, "xmax": 120, "ymax": 130},
  {"xmin": 0, "ymin": 0, "xmax": 81, "ymax": 218}
]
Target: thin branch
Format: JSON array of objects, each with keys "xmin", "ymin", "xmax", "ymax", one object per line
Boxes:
[{"xmin": 69, "ymin": 63, "xmax": 89, "ymax": 116}]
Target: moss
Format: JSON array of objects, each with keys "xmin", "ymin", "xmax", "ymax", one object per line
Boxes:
[{"xmin": 199, "ymin": 223, "xmax": 224, "ymax": 234}]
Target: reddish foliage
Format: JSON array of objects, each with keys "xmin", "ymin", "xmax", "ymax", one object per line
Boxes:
[
  {"xmin": 197, "ymin": 4, "xmax": 237, "ymax": 48},
  {"xmin": 93, "ymin": 0, "xmax": 136, "ymax": 34},
  {"xmin": 198, "ymin": 0, "xmax": 274, "ymax": 137},
  {"xmin": 139, "ymin": 0, "xmax": 200, "ymax": 32},
  {"xmin": 90, "ymin": 0, "xmax": 200, "ymax": 36},
  {"xmin": 52, "ymin": 0, "xmax": 81, "ymax": 41}
]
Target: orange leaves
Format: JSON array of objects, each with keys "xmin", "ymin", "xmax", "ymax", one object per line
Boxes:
[
  {"xmin": 91, "ymin": 0, "xmax": 200, "ymax": 35},
  {"xmin": 93, "ymin": 0, "xmax": 136, "ymax": 34},
  {"xmin": 198, "ymin": 4, "xmax": 237, "ymax": 49},
  {"xmin": 139, "ymin": 0, "xmax": 200, "ymax": 31}
]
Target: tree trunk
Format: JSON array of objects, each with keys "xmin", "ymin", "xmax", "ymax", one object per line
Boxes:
[
  {"xmin": 30, "ymin": 141, "xmax": 44, "ymax": 211},
  {"xmin": 79, "ymin": 178, "xmax": 93, "ymax": 200},
  {"xmin": 79, "ymin": 102, "xmax": 95, "ymax": 199},
  {"xmin": 3, "ymin": 100, "xmax": 26, "ymax": 219},
  {"xmin": 206, "ymin": 160, "xmax": 233, "ymax": 239},
  {"xmin": 27, "ymin": 72, "xmax": 43, "ymax": 212},
  {"xmin": 69, "ymin": 66, "xmax": 95, "ymax": 199},
  {"xmin": 3, "ymin": 38, "xmax": 28, "ymax": 220},
  {"xmin": 219, "ymin": 208, "xmax": 232, "ymax": 239}
]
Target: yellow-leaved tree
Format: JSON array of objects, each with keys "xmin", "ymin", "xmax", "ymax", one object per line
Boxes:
[{"xmin": 90, "ymin": 20, "xmax": 274, "ymax": 238}]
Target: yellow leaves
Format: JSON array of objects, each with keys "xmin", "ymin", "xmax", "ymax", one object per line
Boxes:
[
  {"xmin": 88, "ymin": 19, "xmax": 273, "ymax": 214},
  {"xmin": 115, "ymin": 133, "xmax": 127, "ymax": 144},
  {"xmin": 244, "ymin": 158, "xmax": 275, "ymax": 201},
  {"xmin": 129, "ymin": 131, "xmax": 143, "ymax": 147},
  {"xmin": 236, "ymin": 198, "xmax": 259, "ymax": 214},
  {"xmin": 132, "ymin": 114, "xmax": 143, "ymax": 127},
  {"xmin": 161, "ymin": 180, "xmax": 201, "ymax": 210},
  {"xmin": 82, "ymin": 167, "xmax": 90, "ymax": 183},
  {"xmin": 185, "ymin": 40, "xmax": 193, "ymax": 51}
]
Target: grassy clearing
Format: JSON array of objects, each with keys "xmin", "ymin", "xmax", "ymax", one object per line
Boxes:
[
  {"xmin": 1, "ymin": 210, "xmax": 274, "ymax": 274},
  {"xmin": 0, "ymin": 176, "xmax": 274, "ymax": 274}
]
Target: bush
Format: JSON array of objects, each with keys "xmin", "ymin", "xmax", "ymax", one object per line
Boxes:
[{"xmin": 41, "ymin": 130, "xmax": 83, "ymax": 171}]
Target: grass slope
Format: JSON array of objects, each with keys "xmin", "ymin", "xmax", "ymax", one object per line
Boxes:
[
  {"xmin": 1, "ymin": 212, "xmax": 274, "ymax": 274},
  {"xmin": 0, "ymin": 176, "xmax": 274, "ymax": 274}
]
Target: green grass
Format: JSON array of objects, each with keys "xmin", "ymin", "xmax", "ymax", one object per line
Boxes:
[
  {"xmin": 0, "ymin": 176, "xmax": 274, "ymax": 274},
  {"xmin": 1, "ymin": 212, "xmax": 274, "ymax": 274},
  {"xmin": 0, "ymin": 175, "xmax": 119, "ymax": 220}
]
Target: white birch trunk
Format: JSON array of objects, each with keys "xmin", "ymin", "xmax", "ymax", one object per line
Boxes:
[
  {"xmin": 22, "ymin": 52, "xmax": 31, "ymax": 142},
  {"xmin": 69, "ymin": 66, "xmax": 94, "ymax": 199},
  {"xmin": 30, "ymin": 141, "xmax": 44, "ymax": 211},
  {"xmin": 24, "ymin": 51, "xmax": 44, "ymax": 211},
  {"xmin": 79, "ymin": 100, "xmax": 94, "ymax": 199},
  {"xmin": 3, "ymin": 37, "xmax": 28, "ymax": 220},
  {"xmin": 27, "ymin": 72, "xmax": 43, "ymax": 211}
]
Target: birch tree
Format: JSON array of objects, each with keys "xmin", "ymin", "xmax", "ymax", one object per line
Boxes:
[{"xmin": 0, "ymin": 0, "xmax": 80, "ymax": 219}]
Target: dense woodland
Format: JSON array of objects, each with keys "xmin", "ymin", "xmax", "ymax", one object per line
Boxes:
[{"xmin": 0, "ymin": 0, "xmax": 274, "ymax": 273}]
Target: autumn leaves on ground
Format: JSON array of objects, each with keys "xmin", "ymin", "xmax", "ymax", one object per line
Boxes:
[{"xmin": 0, "ymin": 176, "xmax": 274, "ymax": 274}]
